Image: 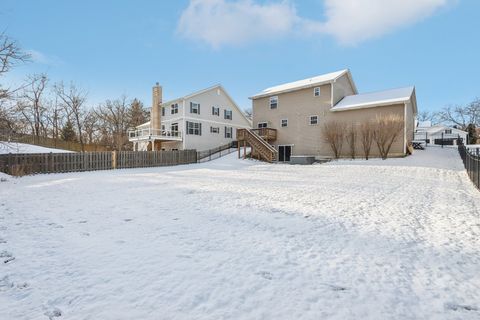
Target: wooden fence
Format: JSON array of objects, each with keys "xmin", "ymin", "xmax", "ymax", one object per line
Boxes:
[{"xmin": 0, "ymin": 150, "xmax": 197, "ymax": 176}]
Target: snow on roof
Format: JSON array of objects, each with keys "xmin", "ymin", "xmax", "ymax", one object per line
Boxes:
[
  {"xmin": 250, "ymin": 69, "xmax": 351, "ymax": 99},
  {"xmin": 418, "ymin": 121, "xmax": 432, "ymax": 128},
  {"xmin": 331, "ymin": 86, "xmax": 415, "ymax": 112}
]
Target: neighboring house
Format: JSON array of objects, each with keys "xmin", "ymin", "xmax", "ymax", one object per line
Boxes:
[
  {"xmin": 414, "ymin": 121, "xmax": 467, "ymax": 145},
  {"xmin": 247, "ymin": 69, "xmax": 417, "ymax": 161},
  {"xmin": 129, "ymin": 83, "xmax": 252, "ymax": 151}
]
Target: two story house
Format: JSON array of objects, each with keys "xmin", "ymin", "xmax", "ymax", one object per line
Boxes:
[
  {"xmin": 129, "ymin": 83, "xmax": 252, "ymax": 151},
  {"xmin": 247, "ymin": 69, "xmax": 417, "ymax": 161}
]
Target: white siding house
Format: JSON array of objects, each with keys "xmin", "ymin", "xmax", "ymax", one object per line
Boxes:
[
  {"xmin": 129, "ymin": 84, "xmax": 252, "ymax": 151},
  {"xmin": 414, "ymin": 121, "xmax": 467, "ymax": 145}
]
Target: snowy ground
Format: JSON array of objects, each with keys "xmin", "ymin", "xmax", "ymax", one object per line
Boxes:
[
  {"xmin": 0, "ymin": 147, "xmax": 479, "ymax": 319},
  {"xmin": 0, "ymin": 142, "xmax": 72, "ymax": 154}
]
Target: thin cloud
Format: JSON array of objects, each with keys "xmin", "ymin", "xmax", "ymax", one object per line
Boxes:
[
  {"xmin": 177, "ymin": 0, "xmax": 454, "ymax": 48},
  {"xmin": 26, "ymin": 49, "xmax": 64, "ymax": 66}
]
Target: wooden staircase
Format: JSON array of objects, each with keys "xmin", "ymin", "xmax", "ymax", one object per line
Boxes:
[{"xmin": 237, "ymin": 128, "xmax": 277, "ymax": 163}]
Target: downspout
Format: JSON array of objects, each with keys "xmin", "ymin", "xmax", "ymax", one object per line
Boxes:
[
  {"xmin": 404, "ymin": 103, "xmax": 407, "ymax": 154},
  {"xmin": 182, "ymin": 99, "xmax": 186, "ymax": 150}
]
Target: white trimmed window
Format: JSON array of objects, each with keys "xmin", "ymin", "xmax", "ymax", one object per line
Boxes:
[
  {"xmin": 171, "ymin": 103, "xmax": 178, "ymax": 114},
  {"xmin": 309, "ymin": 115, "xmax": 318, "ymax": 125},
  {"xmin": 314, "ymin": 87, "xmax": 321, "ymax": 97},
  {"xmin": 258, "ymin": 122, "xmax": 268, "ymax": 128},
  {"xmin": 186, "ymin": 121, "xmax": 201, "ymax": 135},
  {"xmin": 281, "ymin": 119, "xmax": 288, "ymax": 127},
  {"xmin": 190, "ymin": 102, "xmax": 200, "ymax": 114},
  {"xmin": 225, "ymin": 127, "xmax": 233, "ymax": 138},
  {"xmin": 210, "ymin": 126, "xmax": 219, "ymax": 133},
  {"xmin": 224, "ymin": 109, "xmax": 232, "ymax": 120},
  {"xmin": 269, "ymin": 96, "xmax": 278, "ymax": 109},
  {"xmin": 161, "ymin": 107, "xmax": 165, "ymax": 116},
  {"xmin": 445, "ymin": 129, "xmax": 452, "ymax": 134},
  {"xmin": 212, "ymin": 106, "xmax": 220, "ymax": 116}
]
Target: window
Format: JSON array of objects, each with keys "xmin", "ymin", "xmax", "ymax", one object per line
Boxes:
[
  {"xmin": 281, "ymin": 119, "xmax": 288, "ymax": 127},
  {"xmin": 190, "ymin": 102, "xmax": 200, "ymax": 114},
  {"xmin": 170, "ymin": 123, "xmax": 179, "ymax": 136},
  {"xmin": 270, "ymin": 96, "xmax": 278, "ymax": 109},
  {"xmin": 186, "ymin": 121, "xmax": 201, "ymax": 135},
  {"xmin": 224, "ymin": 109, "xmax": 232, "ymax": 120},
  {"xmin": 225, "ymin": 127, "xmax": 233, "ymax": 138},
  {"xmin": 258, "ymin": 122, "xmax": 268, "ymax": 128},
  {"xmin": 210, "ymin": 126, "xmax": 219, "ymax": 133},
  {"xmin": 212, "ymin": 106, "xmax": 220, "ymax": 116},
  {"xmin": 445, "ymin": 129, "xmax": 452, "ymax": 134},
  {"xmin": 171, "ymin": 103, "xmax": 178, "ymax": 115},
  {"xmin": 309, "ymin": 115, "xmax": 318, "ymax": 125},
  {"xmin": 314, "ymin": 87, "xmax": 321, "ymax": 97},
  {"xmin": 161, "ymin": 124, "xmax": 165, "ymax": 131},
  {"xmin": 161, "ymin": 107, "xmax": 165, "ymax": 116}
]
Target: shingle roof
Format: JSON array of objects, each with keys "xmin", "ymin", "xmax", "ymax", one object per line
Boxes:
[
  {"xmin": 250, "ymin": 69, "xmax": 355, "ymax": 99},
  {"xmin": 331, "ymin": 86, "xmax": 415, "ymax": 111}
]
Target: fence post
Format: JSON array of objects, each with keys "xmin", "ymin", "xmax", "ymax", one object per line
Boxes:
[{"xmin": 112, "ymin": 151, "xmax": 117, "ymax": 169}]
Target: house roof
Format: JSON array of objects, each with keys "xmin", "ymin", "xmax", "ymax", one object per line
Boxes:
[
  {"xmin": 331, "ymin": 86, "xmax": 416, "ymax": 112},
  {"xmin": 416, "ymin": 125, "xmax": 467, "ymax": 135},
  {"xmin": 136, "ymin": 84, "xmax": 252, "ymax": 128},
  {"xmin": 250, "ymin": 69, "xmax": 357, "ymax": 99}
]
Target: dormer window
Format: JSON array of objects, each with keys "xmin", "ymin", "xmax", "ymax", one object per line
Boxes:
[
  {"xmin": 314, "ymin": 87, "xmax": 321, "ymax": 97},
  {"xmin": 269, "ymin": 96, "xmax": 278, "ymax": 109}
]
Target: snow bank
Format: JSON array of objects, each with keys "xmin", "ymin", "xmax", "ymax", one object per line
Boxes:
[
  {"xmin": 0, "ymin": 142, "xmax": 72, "ymax": 154},
  {"xmin": 0, "ymin": 147, "xmax": 479, "ymax": 319}
]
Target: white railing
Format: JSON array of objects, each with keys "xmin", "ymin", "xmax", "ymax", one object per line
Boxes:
[{"xmin": 128, "ymin": 128, "xmax": 183, "ymax": 141}]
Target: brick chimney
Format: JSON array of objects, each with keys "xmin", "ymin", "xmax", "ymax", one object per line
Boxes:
[{"xmin": 151, "ymin": 82, "xmax": 162, "ymax": 131}]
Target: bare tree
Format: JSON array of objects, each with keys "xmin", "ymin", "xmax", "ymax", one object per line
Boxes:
[
  {"xmin": 437, "ymin": 99, "xmax": 480, "ymax": 129},
  {"xmin": 322, "ymin": 121, "xmax": 346, "ymax": 159},
  {"xmin": 55, "ymin": 82, "xmax": 87, "ymax": 151},
  {"xmin": 360, "ymin": 121, "xmax": 374, "ymax": 160},
  {"xmin": 18, "ymin": 74, "xmax": 48, "ymax": 141},
  {"xmin": 95, "ymin": 96, "xmax": 131, "ymax": 150},
  {"xmin": 0, "ymin": 33, "xmax": 30, "ymax": 135},
  {"xmin": 346, "ymin": 123, "xmax": 357, "ymax": 159},
  {"xmin": 82, "ymin": 110, "xmax": 100, "ymax": 144},
  {"xmin": 373, "ymin": 115, "xmax": 404, "ymax": 160},
  {"xmin": 128, "ymin": 98, "xmax": 148, "ymax": 128}
]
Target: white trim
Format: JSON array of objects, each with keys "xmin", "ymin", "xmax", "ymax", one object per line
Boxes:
[{"xmin": 269, "ymin": 96, "xmax": 278, "ymax": 109}]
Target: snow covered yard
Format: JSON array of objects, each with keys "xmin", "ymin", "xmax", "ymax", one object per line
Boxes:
[
  {"xmin": 0, "ymin": 142, "xmax": 72, "ymax": 154},
  {"xmin": 0, "ymin": 147, "xmax": 479, "ymax": 319}
]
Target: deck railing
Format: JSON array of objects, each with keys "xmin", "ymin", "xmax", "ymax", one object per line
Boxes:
[{"xmin": 128, "ymin": 128, "xmax": 182, "ymax": 141}]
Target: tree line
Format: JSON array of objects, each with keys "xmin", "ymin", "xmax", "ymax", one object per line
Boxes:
[{"xmin": 0, "ymin": 32, "xmax": 149, "ymax": 151}]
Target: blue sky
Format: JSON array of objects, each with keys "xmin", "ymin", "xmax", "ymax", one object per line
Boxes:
[{"xmin": 2, "ymin": 0, "xmax": 479, "ymax": 112}]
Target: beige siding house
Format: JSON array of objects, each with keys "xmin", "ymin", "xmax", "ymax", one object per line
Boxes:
[
  {"xmin": 250, "ymin": 69, "xmax": 417, "ymax": 161},
  {"xmin": 129, "ymin": 84, "xmax": 252, "ymax": 152}
]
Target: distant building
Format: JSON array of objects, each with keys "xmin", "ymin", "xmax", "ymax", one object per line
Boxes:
[{"xmin": 414, "ymin": 121, "xmax": 467, "ymax": 145}]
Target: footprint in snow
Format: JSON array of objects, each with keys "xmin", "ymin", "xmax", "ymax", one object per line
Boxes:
[
  {"xmin": 0, "ymin": 250, "xmax": 12, "ymax": 258},
  {"xmin": 78, "ymin": 220, "xmax": 87, "ymax": 224},
  {"xmin": 124, "ymin": 219, "xmax": 133, "ymax": 222},
  {"xmin": 44, "ymin": 308, "xmax": 62, "ymax": 319},
  {"xmin": 321, "ymin": 283, "xmax": 348, "ymax": 291},
  {"xmin": 0, "ymin": 238, "xmax": 6, "ymax": 244},
  {"xmin": 445, "ymin": 303, "xmax": 478, "ymax": 312},
  {"xmin": 257, "ymin": 271, "xmax": 273, "ymax": 280}
]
